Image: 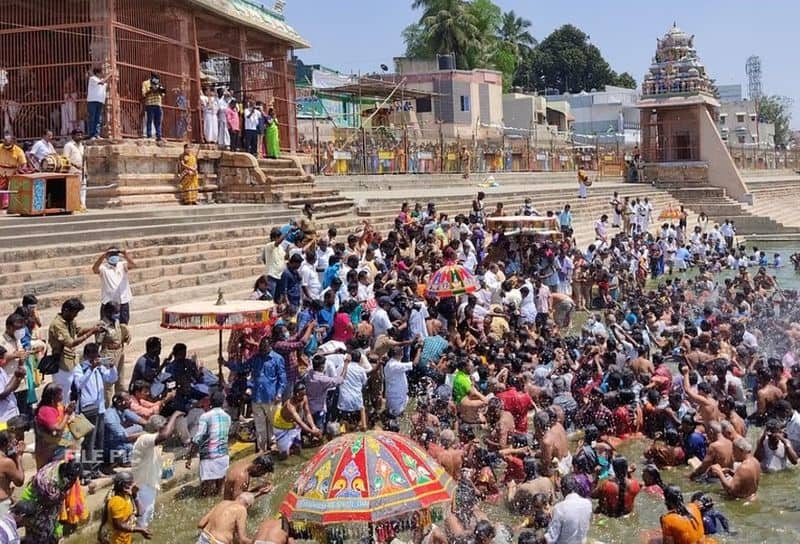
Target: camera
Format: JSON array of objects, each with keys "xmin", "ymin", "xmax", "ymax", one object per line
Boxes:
[{"xmin": 165, "ymin": 380, "xmax": 177, "ymax": 391}]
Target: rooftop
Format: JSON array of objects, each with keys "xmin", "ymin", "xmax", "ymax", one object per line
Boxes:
[{"xmin": 190, "ymin": 0, "xmax": 310, "ymax": 48}]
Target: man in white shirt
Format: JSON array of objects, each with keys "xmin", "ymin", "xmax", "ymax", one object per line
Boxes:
[
  {"xmin": 242, "ymin": 100, "xmax": 262, "ymax": 156},
  {"xmin": 383, "ymin": 347, "xmax": 415, "ymax": 417},
  {"xmin": 408, "ymin": 300, "xmax": 429, "ymax": 341},
  {"xmin": 261, "ymin": 228, "xmax": 286, "ymax": 299},
  {"xmin": 299, "ymin": 250, "xmax": 321, "ymax": 301},
  {"xmin": 535, "ymin": 279, "xmax": 551, "ymax": 315},
  {"xmin": 315, "ymin": 239, "xmax": 334, "ymax": 276},
  {"xmin": 92, "ymin": 247, "xmax": 135, "ymax": 324},
  {"xmin": 30, "ymin": 130, "xmax": 56, "ymax": 166},
  {"xmin": 337, "ymin": 353, "xmax": 369, "ymax": 431},
  {"xmin": 86, "ymin": 67, "xmax": 111, "ymax": 138},
  {"xmin": 63, "ymin": 129, "xmax": 87, "ymax": 210},
  {"xmin": 131, "ymin": 411, "xmax": 182, "ymax": 528},
  {"xmin": 370, "ymin": 298, "xmax": 393, "ymax": 340},
  {"xmin": 545, "ymin": 474, "xmax": 592, "ymax": 544}
]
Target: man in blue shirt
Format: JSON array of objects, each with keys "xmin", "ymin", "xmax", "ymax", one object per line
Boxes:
[
  {"xmin": 681, "ymin": 413, "xmax": 708, "ymax": 461},
  {"xmin": 558, "ymin": 204, "xmax": 573, "ymax": 234},
  {"xmin": 103, "ymin": 392, "xmax": 145, "ymax": 470},
  {"xmin": 73, "ymin": 343, "xmax": 118, "ymax": 476},
  {"xmin": 232, "ymin": 337, "xmax": 286, "ymax": 453},
  {"xmin": 275, "ymin": 253, "xmax": 303, "ymax": 307}
]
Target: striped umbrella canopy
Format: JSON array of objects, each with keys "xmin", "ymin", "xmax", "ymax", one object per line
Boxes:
[
  {"xmin": 279, "ymin": 431, "xmax": 455, "ymax": 527},
  {"xmin": 426, "ymin": 263, "xmax": 479, "ymax": 298}
]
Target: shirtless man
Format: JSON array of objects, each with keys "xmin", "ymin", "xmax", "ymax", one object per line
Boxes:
[
  {"xmin": 683, "ymin": 366, "xmax": 722, "ymax": 423},
  {"xmin": 719, "ymin": 397, "xmax": 747, "ymax": 438},
  {"xmin": 689, "ymin": 421, "xmax": 733, "ymax": 480},
  {"xmin": 223, "ymin": 454, "xmax": 274, "ymax": 500},
  {"xmin": 484, "ymin": 398, "xmax": 515, "ymax": 451},
  {"xmin": 506, "ymin": 457, "xmax": 555, "ymax": 513},
  {"xmin": 253, "ymin": 519, "xmax": 291, "ymax": 544},
  {"xmin": 709, "ymin": 437, "xmax": 761, "ymax": 500},
  {"xmin": 534, "ymin": 411, "xmax": 570, "ymax": 477},
  {"xmin": 430, "ymin": 429, "xmax": 464, "ymax": 480},
  {"xmin": 755, "ymin": 368, "xmax": 785, "ymax": 422},
  {"xmin": 630, "ymin": 345, "xmax": 655, "ymax": 377},
  {"xmin": 197, "ymin": 492, "xmax": 255, "ymax": 544},
  {"xmin": 0, "ymin": 432, "xmax": 24, "ymax": 514}
]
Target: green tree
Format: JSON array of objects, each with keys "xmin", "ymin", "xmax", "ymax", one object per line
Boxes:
[
  {"xmin": 498, "ymin": 10, "xmax": 536, "ymax": 58},
  {"xmin": 759, "ymin": 95, "xmax": 793, "ymax": 148},
  {"xmin": 419, "ymin": 0, "xmax": 479, "ymax": 69},
  {"xmin": 519, "ymin": 24, "xmax": 618, "ymax": 93},
  {"xmin": 464, "ymin": 0, "xmax": 501, "ymax": 69},
  {"xmin": 401, "ymin": 22, "xmax": 433, "ymax": 59},
  {"xmin": 614, "ymin": 72, "xmax": 637, "ymax": 89}
]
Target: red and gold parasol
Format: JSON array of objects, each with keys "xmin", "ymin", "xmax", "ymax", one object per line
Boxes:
[
  {"xmin": 426, "ymin": 263, "xmax": 479, "ymax": 298},
  {"xmin": 160, "ymin": 291, "xmax": 275, "ymax": 378},
  {"xmin": 658, "ymin": 204, "xmax": 682, "ymax": 220},
  {"xmin": 280, "ymin": 431, "xmax": 455, "ymax": 539}
]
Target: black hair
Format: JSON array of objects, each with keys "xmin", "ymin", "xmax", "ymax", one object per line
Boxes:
[
  {"xmin": 146, "ymin": 336, "xmax": 161, "ymax": 351},
  {"xmin": 664, "ymin": 485, "xmax": 698, "ymax": 528},
  {"xmin": 612, "ymin": 456, "xmax": 628, "ymax": 517},
  {"xmin": 252, "ymin": 454, "xmax": 274, "ymax": 473},
  {"xmin": 211, "ymin": 390, "xmax": 225, "ymax": 408},
  {"xmin": 61, "ymin": 297, "xmax": 85, "ymax": 314}
]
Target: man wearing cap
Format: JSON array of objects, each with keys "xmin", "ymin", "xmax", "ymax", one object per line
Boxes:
[
  {"xmin": 93, "ymin": 247, "xmax": 136, "ymax": 325},
  {"xmin": 63, "ymin": 129, "xmax": 87, "ymax": 211}
]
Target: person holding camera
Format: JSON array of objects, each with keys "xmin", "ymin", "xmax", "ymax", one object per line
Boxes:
[
  {"xmin": 141, "ymin": 72, "xmax": 166, "ymax": 142},
  {"xmin": 93, "ymin": 247, "xmax": 136, "ymax": 325},
  {"xmin": 72, "ymin": 342, "xmax": 118, "ymax": 480}
]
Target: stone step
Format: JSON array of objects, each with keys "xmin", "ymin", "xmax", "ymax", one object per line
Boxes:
[
  {"xmin": 258, "ymin": 158, "xmax": 296, "ymax": 169},
  {"xmin": 265, "ymin": 175, "xmax": 314, "ymax": 185}
]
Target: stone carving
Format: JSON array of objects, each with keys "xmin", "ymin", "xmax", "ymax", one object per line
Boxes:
[{"xmin": 642, "ymin": 23, "xmax": 717, "ymax": 98}]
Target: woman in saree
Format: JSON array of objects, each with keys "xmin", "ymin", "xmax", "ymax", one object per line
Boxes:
[
  {"xmin": 264, "ymin": 107, "xmax": 280, "ymax": 159},
  {"xmin": 178, "ymin": 143, "xmax": 199, "ymax": 205},
  {"xmin": 17, "ymin": 457, "xmax": 83, "ymax": 543},
  {"xmin": 34, "ymin": 383, "xmax": 75, "ymax": 468}
]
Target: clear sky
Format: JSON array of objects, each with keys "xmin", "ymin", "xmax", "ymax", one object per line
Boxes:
[{"xmin": 281, "ymin": 0, "xmax": 799, "ymax": 127}]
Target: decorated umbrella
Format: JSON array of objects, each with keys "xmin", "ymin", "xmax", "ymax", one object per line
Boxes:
[
  {"xmin": 280, "ymin": 430, "xmax": 455, "ymax": 542},
  {"xmin": 659, "ymin": 204, "xmax": 682, "ymax": 220},
  {"xmin": 426, "ymin": 262, "xmax": 479, "ymax": 298},
  {"xmin": 160, "ymin": 290, "xmax": 275, "ymax": 379}
]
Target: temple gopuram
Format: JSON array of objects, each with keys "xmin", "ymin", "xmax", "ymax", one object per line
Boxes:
[
  {"xmin": 641, "ymin": 24, "xmax": 717, "ymax": 98},
  {"xmin": 0, "ymin": 0, "xmax": 307, "ymax": 151},
  {"xmin": 637, "ymin": 24, "xmax": 751, "ymax": 203}
]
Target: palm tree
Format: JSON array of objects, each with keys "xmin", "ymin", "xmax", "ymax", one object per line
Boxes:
[
  {"xmin": 498, "ymin": 10, "xmax": 536, "ymax": 57},
  {"xmin": 421, "ymin": 0, "xmax": 478, "ymax": 69}
]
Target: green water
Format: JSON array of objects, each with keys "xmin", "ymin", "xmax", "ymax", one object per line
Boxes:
[{"xmin": 102, "ymin": 243, "xmax": 800, "ymax": 542}]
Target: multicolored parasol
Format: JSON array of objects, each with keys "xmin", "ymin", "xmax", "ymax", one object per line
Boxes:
[
  {"xmin": 160, "ymin": 291, "xmax": 275, "ymax": 379},
  {"xmin": 426, "ymin": 263, "xmax": 479, "ymax": 298},
  {"xmin": 280, "ymin": 431, "xmax": 455, "ymax": 538},
  {"xmin": 658, "ymin": 204, "xmax": 683, "ymax": 220}
]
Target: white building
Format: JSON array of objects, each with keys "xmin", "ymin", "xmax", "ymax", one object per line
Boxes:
[{"xmin": 547, "ymin": 85, "xmax": 641, "ymax": 146}]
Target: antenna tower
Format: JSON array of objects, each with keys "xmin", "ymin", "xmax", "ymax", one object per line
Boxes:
[{"xmin": 746, "ymin": 55, "xmax": 762, "ymax": 101}]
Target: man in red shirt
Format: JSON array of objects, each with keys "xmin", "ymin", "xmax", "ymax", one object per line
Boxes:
[{"xmin": 496, "ymin": 376, "xmax": 534, "ymax": 433}]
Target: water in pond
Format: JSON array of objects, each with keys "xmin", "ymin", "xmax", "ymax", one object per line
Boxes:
[{"xmin": 89, "ymin": 242, "xmax": 800, "ymax": 543}]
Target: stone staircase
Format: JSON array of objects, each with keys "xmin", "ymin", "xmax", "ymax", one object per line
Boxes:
[
  {"xmin": 0, "ymin": 174, "xmax": 693, "ymax": 384},
  {"xmin": 745, "ymin": 174, "xmax": 800, "ymax": 230},
  {"xmin": 85, "ymin": 140, "xmax": 221, "ymax": 207},
  {"xmin": 665, "ymin": 185, "xmax": 793, "ymax": 235}
]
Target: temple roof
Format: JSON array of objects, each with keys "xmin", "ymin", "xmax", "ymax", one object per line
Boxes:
[
  {"xmin": 641, "ymin": 23, "xmax": 716, "ymax": 99},
  {"xmin": 190, "ymin": 0, "xmax": 310, "ymax": 49}
]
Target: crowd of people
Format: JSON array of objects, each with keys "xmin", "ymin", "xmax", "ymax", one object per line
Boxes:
[{"xmin": 0, "ymin": 187, "xmax": 799, "ymax": 544}]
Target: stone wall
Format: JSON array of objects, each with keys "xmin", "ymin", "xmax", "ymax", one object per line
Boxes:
[{"xmin": 644, "ymin": 162, "xmax": 709, "ymax": 185}]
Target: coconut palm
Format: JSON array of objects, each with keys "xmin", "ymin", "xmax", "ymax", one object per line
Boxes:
[
  {"xmin": 421, "ymin": 0, "xmax": 479, "ymax": 69},
  {"xmin": 498, "ymin": 10, "xmax": 536, "ymax": 57}
]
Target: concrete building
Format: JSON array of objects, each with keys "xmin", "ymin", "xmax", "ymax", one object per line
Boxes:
[
  {"xmin": 717, "ymin": 84, "xmax": 743, "ymax": 103},
  {"xmin": 502, "ymin": 92, "xmax": 572, "ymax": 144},
  {"xmin": 718, "ymin": 99, "xmax": 775, "ymax": 147},
  {"xmin": 390, "ymin": 57, "xmax": 504, "ymax": 139},
  {"xmin": 547, "ymin": 85, "xmax": 641, "ymax": 146}
]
